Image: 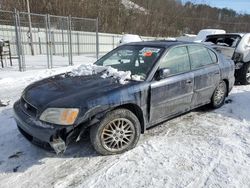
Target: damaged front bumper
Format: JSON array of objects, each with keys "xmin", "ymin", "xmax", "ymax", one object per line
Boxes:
[{"xmin": 13, "ymin": 100, "xmax": 80, "ymax": 154}]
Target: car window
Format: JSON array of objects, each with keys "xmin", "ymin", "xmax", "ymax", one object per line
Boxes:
[
  {"xmin": 95, "ymin": 46, "xmax": 164, "ymax": 80},
  {"xmin": 159, "ymin": 46, "xmax": 191, "ymax": 76},
  {"xmin": 102, "ymin": 49, "xmax": 133, "ymax": 66},
  {"xmin": 188, "ymin": 45, "xmax": 214, "ymax": 69},
  {"xmin": 207, "ymin": 49, "xmax": 218, "ymax": 63}
]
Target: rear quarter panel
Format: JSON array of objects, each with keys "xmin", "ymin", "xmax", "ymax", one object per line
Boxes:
[{"xmin": 218, "ymin": 54, "xmax": 235, "ymax": 92}]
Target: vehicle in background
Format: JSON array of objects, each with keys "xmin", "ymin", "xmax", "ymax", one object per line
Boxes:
[
  {"xmin": 14, "ymin": 41, "xmax": 235, "ymax": 155},
  {"xmin": 176, "ymin": 34, "xmax": 197, "ymax": 42},
  {"xmin": 204, "ymin": 33, "xmax": 250, "ymax": 85},
  {"xmin": 119, "ymin": 34, "xmax": 142, "ymax": 45},
  {"xmin": 194, "ymin": 29, "xmax": 226, "ymax": 43}
]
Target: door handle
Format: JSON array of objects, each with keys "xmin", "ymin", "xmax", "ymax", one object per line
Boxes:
[
  {"xmin": 186, "ymin": 79, "xmax": 192, "ymax": 84},
  {"xmin": 214, "ymin": 72, "xmax": 220, "ymax": 75}
]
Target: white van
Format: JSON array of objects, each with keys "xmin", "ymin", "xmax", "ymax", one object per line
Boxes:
[{"xmin": 194, "ymin": 29, "xmax": 226, "ymax": 42}]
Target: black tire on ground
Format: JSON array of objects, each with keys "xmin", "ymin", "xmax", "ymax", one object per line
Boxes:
[
  {"xmin": 90, "ymin": 109, "xmax": 141, "ymax": 155},
  {"xmin": 211, "ymin": 81, "xmax": 227, "ymax": 109},
  {"xmin": 239, "ymin": 63, "xmax": 250, "ymax": 85}
]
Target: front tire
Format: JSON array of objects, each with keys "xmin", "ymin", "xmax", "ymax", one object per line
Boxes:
[
  {"xmin": 90, "ymin": 109, "xmax": 141, "ymax": 155},
  {"xmin": 211, "ymin": 81, "xmax": 227, "ymax": 109}
]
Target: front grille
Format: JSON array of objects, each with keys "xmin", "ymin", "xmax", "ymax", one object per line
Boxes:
[{"xmin": 20, "ymin": 97, "xmax": 37, "ymax": 117}]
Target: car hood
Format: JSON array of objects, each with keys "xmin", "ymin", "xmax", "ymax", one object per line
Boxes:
[{"xmin": 22, "ymin": 73, "xmax": 127, "ymax": 110}]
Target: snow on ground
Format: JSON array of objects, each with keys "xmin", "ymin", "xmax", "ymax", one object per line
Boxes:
[
  {"xmin": 0, "ymin": 56, "xmax": 250, "ymax": 188},
  {"xmin": 1, "ymin": 55, "xmax": 96, "ymax": 72}
]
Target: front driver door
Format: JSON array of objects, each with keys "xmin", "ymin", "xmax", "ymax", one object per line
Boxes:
[{"xmin": 149, "ymin": 46, "xmax": 194, "ymax": 125}]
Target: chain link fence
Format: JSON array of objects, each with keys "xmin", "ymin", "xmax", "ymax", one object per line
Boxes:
[
  {"xmin": 0, "ymin": 10, "xmax": 168, "ymax": 72},
  {"xmin": 0, "ymin": 10, "xmax": 18, "ymax": 66},
  {"xmin": 0, "ymin": 10, "xmax": 171, "ymax": 71},
  {"xmin": 0, "ymin": 9, "xmax": 98, "ymax": 71}
]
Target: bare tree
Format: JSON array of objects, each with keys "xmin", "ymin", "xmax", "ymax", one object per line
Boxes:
[{"xmin": 0, "ymin": 0, "xmax": 249, "ymax": 36}]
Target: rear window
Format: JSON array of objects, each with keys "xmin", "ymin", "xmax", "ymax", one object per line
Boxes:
[{"xmin": 188, "ymin": 45, "xmax": 214, "ymax": 69}]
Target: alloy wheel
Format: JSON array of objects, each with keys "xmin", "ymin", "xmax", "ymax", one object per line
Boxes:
[
  {"xmin": 213, "ymin": 82, "xmax": 226, "ymax": 106},
  {"xmin": 101, "ymin": 118, "xmax": 135, "ymax": 152}
]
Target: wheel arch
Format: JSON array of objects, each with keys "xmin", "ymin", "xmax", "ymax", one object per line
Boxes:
[{"xmin": 114, "ymin": 103, "xmax": 145, "ymax": 134}]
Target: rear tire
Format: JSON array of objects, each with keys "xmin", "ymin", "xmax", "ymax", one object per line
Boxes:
[
  {"xmin": 90, "ymin": 109, "xmax": 141, "ymax": 155},
  {"xmin": 239, "ymin": 63, "xmax": 250, "ymax": 85},
  {"xmin": 211, "ymin": 81, "xmax": 227, "ymax": 109}
]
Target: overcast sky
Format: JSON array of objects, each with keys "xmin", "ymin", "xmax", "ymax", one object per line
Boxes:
[{"xmin": 181, "ymin": 0, "xmax": 250, "ymax": 14}]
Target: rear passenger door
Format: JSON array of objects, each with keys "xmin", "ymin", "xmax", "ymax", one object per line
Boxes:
[{"xmin": 187, "ymin": 45, "xmax": 221, "ymax": 108}]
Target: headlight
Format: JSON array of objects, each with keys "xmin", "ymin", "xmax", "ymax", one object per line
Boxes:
[{"xmin": 40, "ymin": 108, "xmax": 79, "ymax": 125}]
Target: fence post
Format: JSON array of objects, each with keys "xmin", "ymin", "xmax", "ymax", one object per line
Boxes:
[
  {"xmin": 61, "ymin": 18, "xmax": 65, "ymax": 57},
  {"xmin": 38, "ymin": 26, "xmax": 42, "ymax": 54},
  {"xmin": 14, "ymin": 9, "xmax": 22, "ymax": 72},
  {"xmin": 52, "ymin": 31, "xmax": 56, "ymax": 55},
  {"xmin": 16, "ymin": 10, "xmax": 26, "ymax": 71},
  {"xmin": 47, "ymin": 14, "xmax": 53, "ymax": 68},
  {"xmin": 68, "ymin": 15, "xmax": 73, "ymax": 65},
  {"xmin": 77, "ymin": 32, "xmax": 80, "ymax": 56},
  {"xmin": 45, "ymin": 14, "xmax": 49, "ymax": 68},
  {"xmin": 19, "ymin": 13, "xmax": 26, "ymax": 71},
  {"xmin": 96, "ymin": 17, "xmax": 99, "ymax": 59},
  {"xmin": 45, "ymin": 14, "xmax": 51, "ymax": 69},
  {"xmin": 27, "ymin": 7, "xmax": 34, "ymax": 55}
]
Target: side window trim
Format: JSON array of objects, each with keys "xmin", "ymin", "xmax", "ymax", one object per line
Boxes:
[
  {"xmin": 188, "ymin": 62, "xmax": 218, "ymax": 72},
  {"xmin": 207, "ymin": 48, "xmax": 218, "ymax": 64},
  {"xmin": 186, "ymin": 45, "xmax": 192, "ymax": 71}
]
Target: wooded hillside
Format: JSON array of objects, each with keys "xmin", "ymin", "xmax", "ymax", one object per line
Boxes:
[{"xmin": 0, "ymin": 0, "xmax": 249, "ymax": 36}]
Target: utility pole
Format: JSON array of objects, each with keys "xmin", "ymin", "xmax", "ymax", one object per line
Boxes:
[{"xmin": 27, "ymin": 0, "xmax": 34, "ymax": 55}]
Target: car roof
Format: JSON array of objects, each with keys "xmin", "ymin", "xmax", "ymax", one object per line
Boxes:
[
  {"xmin": 123, "ymin": 40, "xmax": 195, "ymax": 48},
  {"xmin": 206, "ymin": 33, "xmax": 245, "ymax": 37}
]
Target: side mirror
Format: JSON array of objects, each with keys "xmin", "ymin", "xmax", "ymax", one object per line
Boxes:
[{"xmin": 157, "ymin": 68, "xmax": 171, "ymax": 80}]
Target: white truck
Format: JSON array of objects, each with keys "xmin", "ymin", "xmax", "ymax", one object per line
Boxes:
[{"xmin": 204, "ymin": 33, "xmax": 250, "ymax": 85}]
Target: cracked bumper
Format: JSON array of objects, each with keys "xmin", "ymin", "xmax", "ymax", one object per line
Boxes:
[{"xmin": 13, "ymin": 100, "xmax": 75, "ymax": 154}]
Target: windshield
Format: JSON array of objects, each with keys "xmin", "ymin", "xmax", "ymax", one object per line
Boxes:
[{"xmin": 95, "ymin": 45, "xmax": 164, "ymax": 80}]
